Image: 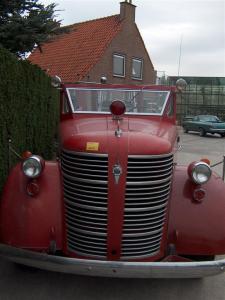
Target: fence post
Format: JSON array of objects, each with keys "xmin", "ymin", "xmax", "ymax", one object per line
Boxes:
[
  {"xmin": 8, "ymin": 137, "xmax": 11, "ymax": 172},
  {"xmin": 223, "ymin": 156, "xmax": 225, "ymax": 181}
]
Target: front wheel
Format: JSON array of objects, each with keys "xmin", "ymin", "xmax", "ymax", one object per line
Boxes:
[
  {"xmin": 221, "ymin": 133, "xmax": 225, "ymax": 138},
  {"xmin": 183, "ymin": 126, "xmax": 188, "ymax": 133},
  {"xmin": 199, "ymin": 128, "xmax": 206, "ymax": 137}
]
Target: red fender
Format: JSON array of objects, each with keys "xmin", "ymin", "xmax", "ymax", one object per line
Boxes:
[
  {"xmin": 0, "ymin": 161, "xmax": 64, "ymax": 251},
  {"xmin": 168, "ymin": 166, "xmax": 225, "ymax": 255}
]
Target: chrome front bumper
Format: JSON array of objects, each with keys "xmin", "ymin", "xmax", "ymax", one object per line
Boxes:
[{"xmin": 0, "ymin": 244, "xmax": 225, "ymax": 278}]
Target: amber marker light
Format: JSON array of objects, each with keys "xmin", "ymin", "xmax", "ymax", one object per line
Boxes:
[
  {"xmin": 22, "ymin": 150, "xmax": 32, "ymax": 159},
  {"xmin": 110, "ymin": 100, "xmax": 126, "ymax": 116},
  {"xmin": 201, "ymin": 158, "xmax": 211, "ymax": 165},
  {"xmin": 188, "ymin": 161, "xmax": 212, "ymax": 185}
]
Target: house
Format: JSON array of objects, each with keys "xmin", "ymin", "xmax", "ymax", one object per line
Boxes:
[{"xmin": 29, "ymin": 1, "xmax": 156, "ymax": 84}]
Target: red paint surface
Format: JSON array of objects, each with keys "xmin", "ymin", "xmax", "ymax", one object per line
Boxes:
[
  {"xmin": 0, "ymin": 162, "xmax": 64, "ymax": 250},
  {"xmin": 168, "ymin": 166, "xmax": 225, "ymax": 255}
]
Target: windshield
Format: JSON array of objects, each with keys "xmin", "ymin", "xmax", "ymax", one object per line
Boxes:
[
  {"xmin": 199, "ymin": 115, "xmax": 220, "ymax": 122},
  {"xmin": 67, "ymin": 88, "xmax": 170, "ymax": 115}
]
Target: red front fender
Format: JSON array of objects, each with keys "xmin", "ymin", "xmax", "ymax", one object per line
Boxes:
[
  {"xmin": 0, "ymin": 161, "xmax": 64, "ymax": 251},
  {"xmin": 168, "ymin": 166, "xmax": 225, "ymax": 255}
]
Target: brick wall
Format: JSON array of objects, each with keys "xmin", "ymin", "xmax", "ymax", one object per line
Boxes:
[{"xmin": 87, "ymin": 3, "xmax": 156, "ymax": 85}]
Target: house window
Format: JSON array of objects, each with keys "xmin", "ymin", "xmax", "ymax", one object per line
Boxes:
[
  {"xmin": 132, "ymin": 58, "xmax": 143, "ymax": 80},
  {"xmin": 113, "ymin": 54, "xmax": 125, "ymax": 77}
]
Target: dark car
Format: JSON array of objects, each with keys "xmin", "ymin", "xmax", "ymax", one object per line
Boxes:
[{"xmin": 183, "ymin": 115, "xmax": 225, "ymax": 137}]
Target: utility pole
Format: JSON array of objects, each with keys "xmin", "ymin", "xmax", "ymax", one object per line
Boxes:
[{"xmin": 178, "ymin": 34, "xmax": 183, "ymax": 77}]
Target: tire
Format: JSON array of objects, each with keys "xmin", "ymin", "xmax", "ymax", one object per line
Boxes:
[
  {"xmin": 183, "ymin": 126, "xmax": 188, "ymax": 133},
  {"xmin": 199, "ymin": 128, "xmax": 206, "ymax": 137},
  {"xmin": 221, "ymin": 133, "xmax": 225, "ymax": 138}
]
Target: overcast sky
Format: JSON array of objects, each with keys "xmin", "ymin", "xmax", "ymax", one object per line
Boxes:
[{"xmin": 41, "ymin": 0, "xmax": 225, "ymax": 77}]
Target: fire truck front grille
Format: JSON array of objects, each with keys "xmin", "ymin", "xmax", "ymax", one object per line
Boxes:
[
  {"xmin": 122, "ymin": 154, "xmax": 173, "ymax": 259},
  {"xmin": 61, "ymin": 150, "xmax": 108, "ymax": 258}
]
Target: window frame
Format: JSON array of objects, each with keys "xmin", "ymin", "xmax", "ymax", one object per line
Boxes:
[
  {"xmin": 66, "ymin": 88, "xmax": 170, "ymax": 116},
  {"xmin": 113, "ymin": 53, "xmax": 126, "ymax": 78},
  {"xmin": 132, "ymin": 57, "xmax": 143, "ymax": 81}
]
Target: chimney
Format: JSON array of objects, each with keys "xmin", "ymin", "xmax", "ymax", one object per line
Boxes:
[{"xmin": 120, "ymin": 1, "xmax": 136, "ymax": 23}]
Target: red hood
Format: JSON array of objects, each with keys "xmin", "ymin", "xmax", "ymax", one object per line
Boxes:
[{"xmin": 60, "ymin": 116, "xmax": 177, "ymax": 155}]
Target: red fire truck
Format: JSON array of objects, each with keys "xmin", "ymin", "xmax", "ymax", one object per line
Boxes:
[{"xmin": 1, "ymin": 79, "xmax": 225, "ymax": 278}]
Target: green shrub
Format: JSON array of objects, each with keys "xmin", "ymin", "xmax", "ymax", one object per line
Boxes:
[{"xmin": 0, "ymin": 47, "xmax": 59, "ymax": 193}]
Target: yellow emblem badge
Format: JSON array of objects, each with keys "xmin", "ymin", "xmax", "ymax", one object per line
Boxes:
[{"xmin": 86, "ymin": 142, "xmax": 99, "ymax": 151}]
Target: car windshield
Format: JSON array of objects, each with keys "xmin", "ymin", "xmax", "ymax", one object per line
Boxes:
[
  {"xmin": 67, "ymin": 88, "xmax": 170, "ymax": 115},
  {"xmin": 200, "ymin": 115, "xmax": 220, "ymax": 122}
]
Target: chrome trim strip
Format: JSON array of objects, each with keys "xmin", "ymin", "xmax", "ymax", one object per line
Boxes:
[
  {"xmin": 127, "ymin": 166, "xmax": 173, "ymax": 174},
  {"xmin": 125, "ymin": 214, "xmax": 166, "ymax": 223},
  {"xmin": 68, "ymin": 236, "xmax": 106, "ymax": 247},
  {"xmin": 68, "ymin": 245, "xmax": 106, "ymax": 258},
  {"xmin": 62, "ymin": 167, "xmax": 108, "ymax": 180},
  {"xmin": 123, "ymin": 236, "xmax": 160, "ymax": 249},
  {"xmin": 128, "ymin": 153, "xmax": 173, "ymax": 159},
  {"xmin": 62, "ymin": 150, "xmax": 108, "ymax": 158},
  {"xmin": 67, "ymin": 211, "xmax": 107, "ymax": 223},
  {"xmin": 64, "ymin": 190, "xmax": 107, "ymax": 201},
  {"xmin": 63, "ymin": 178, "xmax": 107, "ymax": 191},
  {"xmin": 124, "ymin": 218, "xmax": 165, "ymax": 228},
  {"xmin": 62, "ymin": 164, "xmax": 108, "ymax": 174},
  {"xmin": 122, "ymin": 242, "xmax": 160, "ymax": 251},
  {"xmin": 123, "ymin": 228, "xmax": 162, "ymax": 237},
  {"xmin": 127, "ymin": 160, "xmax": 174, "ymax": 168},
  {"xmin": 66, "ymin": 215, "xmax": 107, "ymax": 228},
  {"xmin": 67, "ymin": 224, "xmax": 107, "ymax": 237},
  {"xmin": 1, "ymin": 244, "xmax": 225, "ymax": 278},
  {"xmin": 63, "ymin": 173, "xmax": 108, "ymax": 184},
  {"xmin": 66, "ymin": 207, "xmax": 107, "ymax": 220},
  {"xmin": 127, "ymin": 171, "xmax": 172, "ymax": 180},
  {"xmin": 65, "ymin": 196, "xmax": 107, "ymax": 209},
  {"xmin": 126, "ymin": 177, "xmax": 172, "ymax": 186},
  {"xmin": 125, "ymin": 202, "xmax": 167, "ymax": 212},
  {"xmin": 125, "ymin": 191, "xmax": 170, "ymax": 201},
  {"xmin": 126, "ymin": 187, "xmax": 170, "ymax": 197},
  {"xmin": 65, "ymin": 199, "xmax": 107, "ymax": 212},
  {"xmin": 64, "ymin": 185, "xmax": 107, "ymax": 197},
  {"xmin": 68, "ymin": 238, "xmax": 106, "ymax": 251},
  {"xmin": 68, "ymin": 231, "xmax": 106, "ymax": 242}
]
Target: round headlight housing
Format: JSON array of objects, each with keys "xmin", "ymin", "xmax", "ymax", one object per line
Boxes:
[
  {"xmin": 22, "ymin": 155, "xmax": 44, "ymax": 178},
  {"xmin": 188, "ymin": 162, "xmax": 212, "ymax": 185}
]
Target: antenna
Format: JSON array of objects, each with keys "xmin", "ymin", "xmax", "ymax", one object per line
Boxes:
[{"xmin": 178, "ymin": 34, "xmax": 183, "ymax": 76}]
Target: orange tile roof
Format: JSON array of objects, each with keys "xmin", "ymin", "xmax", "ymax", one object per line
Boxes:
[{"xmin": 28, "ymin": 15, "xmax": 123, "ymax": 82}]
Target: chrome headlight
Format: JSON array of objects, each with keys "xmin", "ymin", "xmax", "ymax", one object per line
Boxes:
[
  {"xmin": 22, "ymin": 155, "xmax": 44, "ymax": 178},
  {"xmin": 188, "ymin": 162, "xmax": 212, "ymax": 184}
]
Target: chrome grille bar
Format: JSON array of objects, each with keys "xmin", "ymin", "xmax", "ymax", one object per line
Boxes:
[
  {"xmin": 122, "ymin": 153, "xmax": 173, "ymax": 259},
  {"xmin": 62, "ymin": 149, "xmax": 108, "ymax": 258}
]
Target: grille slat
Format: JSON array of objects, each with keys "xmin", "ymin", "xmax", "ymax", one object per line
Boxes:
[
  {"xmin": 62, "ymin": 150, "xmax": 108, "ymax": 258},
  {"xmin": 125, "ymin": 191, "xmax": 170, "ymax": 201},
  {"xmin": 65, "ymin": 198, "xmax": 107, "ymax": 212},
  {"xmin": 122, "ymin": 153, "xmax": 173, "ymax": 259}
]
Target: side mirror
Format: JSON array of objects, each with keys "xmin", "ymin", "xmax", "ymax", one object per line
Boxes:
[
  {"xmin": 51, "ymin": 75, "xmax": 62, "ymax": 88},
  {"xmin": 176, "ymin": 78, "xmax": 187, "ymax": 92}
]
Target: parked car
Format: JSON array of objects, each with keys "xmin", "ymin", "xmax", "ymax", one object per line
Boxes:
[
  {"xmin": 182, "ymin": 115, "xmax": 194, "ymax": 123},
  {"xmin": 183, "ymin": 115, "xmax": 225, "ymax": 137},
  {"xmin": 1, "ymin": 81, "xmax": 225, "ymax": 278}
]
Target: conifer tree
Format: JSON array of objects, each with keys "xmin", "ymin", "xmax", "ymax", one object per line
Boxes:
[{"xmin": 0, "ymin": 0, "xmax": 63, "ymax": 57}]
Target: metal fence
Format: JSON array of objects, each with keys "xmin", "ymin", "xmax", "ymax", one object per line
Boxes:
[{"xmin": 167, "ymin": 76, "xmax": 225, "ymax": 124}]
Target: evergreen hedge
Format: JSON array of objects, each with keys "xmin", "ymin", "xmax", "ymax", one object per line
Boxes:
[{"xmin": 0, "ymin": 47, "xmax": 59, "ymax": 193}]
